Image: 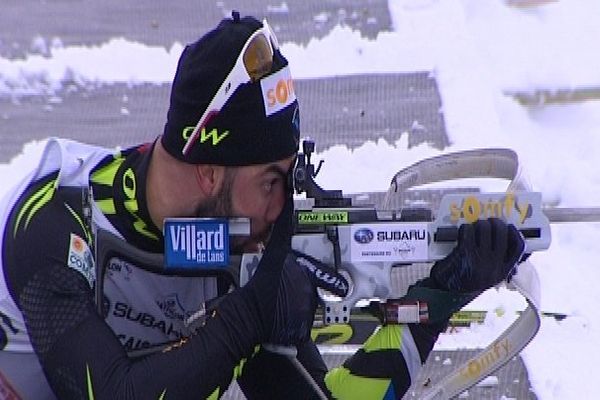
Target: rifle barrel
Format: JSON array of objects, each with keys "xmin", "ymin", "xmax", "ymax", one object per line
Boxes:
[{"xmin": 544, "ymin": 207, "xmax": 600, "ymax": 223}]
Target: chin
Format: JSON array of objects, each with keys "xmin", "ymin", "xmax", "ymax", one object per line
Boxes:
[
  {"xmin": 229, "ymin": 226, "xmax": 271, "ymax": 254},
  {"xmin": 230, "ymin": 237, "xmax": 264, "ymax": 254},
  {"xmin": 242, "ymin": 241, "xmax": 263, "ymax": 253}
]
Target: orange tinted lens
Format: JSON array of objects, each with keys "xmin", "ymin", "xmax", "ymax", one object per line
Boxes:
[{"xmin": 243, "ymin": 34, "xmax": 273, "ymax": 81}]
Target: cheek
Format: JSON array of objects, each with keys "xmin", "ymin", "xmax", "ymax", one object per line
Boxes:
[
  {"xmin": 268, "ymin": 188, "xmax": 286, "ymax": 216},
  {"xmin": 230, "ymin": 181, "xmax": 269, "ymax": 218}
]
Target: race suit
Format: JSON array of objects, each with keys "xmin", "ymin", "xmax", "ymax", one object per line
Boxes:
[{"xmin": 0, "ymin": 138, "xmax": 436, "ymax": 399}]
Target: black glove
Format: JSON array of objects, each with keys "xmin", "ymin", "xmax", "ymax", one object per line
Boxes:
[
  {"xmin": 430, "ymin": 217, "xmax": 525, "ymax": 293},
  {"xmin": 270, "ymin": 250, "xmax": 349, "ymax": 345},
  {"xmin": 238, "ymin": 195, "xmax": 294, "ymax": 342},
  {"xmin": 216, "ymin": 195, "xmax": 348, "ymax": 348}
]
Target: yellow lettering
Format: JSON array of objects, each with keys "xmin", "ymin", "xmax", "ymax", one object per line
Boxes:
[
  {"xmin": 462, "ymin": 196, "xmax": 480, "ymax": 223},
  {"xmin": 199, "ymin": 128, "xmax": 229, "ymax": 146},
  {"xmin": 517, "ymin": 202, "xmax": 530, "ymax": 224},
  {"xmin": 310, "ymin": 324, "xmax": 353, "ymax": 344},
  {"xmin": 483, "ymin": 201, "xmax": 501, "ymax": 219},
  {"xmin": 467, "ymin": 360, "xmax": 481, "ymax": 378},
  {"xmin": 449, "ymin": 194, "xmax": 531, "ymax": 225},
  {"xmin": 182, "ymin": 126, "xmax": 195, "ymax": 140},
  {"xmin": 460, "ymin": 339, "xmax": 511, "ymax": 381},
  {"xmin": 504, "ymin": 193, "xmax": 515, "ymax": 219},
  {"xmin": 481, "ymin": 351, "xmax": 495, "ymax": 369},
  {"xmin": 450, "ymin": 202, "xmax": 461, "ymax": 223}
]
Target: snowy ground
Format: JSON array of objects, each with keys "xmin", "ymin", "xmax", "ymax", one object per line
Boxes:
[{"xmin": 2, "ymin": 1, "xmax": 599, "ymax": 398}]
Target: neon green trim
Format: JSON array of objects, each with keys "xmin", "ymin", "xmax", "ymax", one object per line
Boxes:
[
  {"xmin": 124, "ymin": 198, "xmax": 138, "ymax": 213},
  {"xmin": 13, "ymin": 179, "xmax": 56, "ymax": 237},
  {"xmin": 86, "ymin": 364, "xmax": 95, "ymax": 400},
  {"xmin": 231, "ymin": 345, "xmax": 260, "ymax": 381},
  {"xmin": 311, "ymin": 324, "xmax": 353, "ymax": 344},
  {"xmin": 363, "ymin": 325, "xmax": 403, "ymax": 353},
  {"xmin": 233, "ymin": 359, "xmax": 246, "ymax": 380},
  {"xmin": 90, "ymin": 157, "xmax": 124, "ymax": 186},
  {"xmin": 122, "ymin": 168, "xmax": 137, "ymax": 199},
  {"xmin": 206, "ymin": 388, "xmax": 220, "ymax": 400},
  {"xmin": 64, "ymin": 202, "xmax": 91, "ymax": 242},
  {"xmin": 87, "ymin": 364, "xmax": 167, "ymax": 399},
  {"xmin": 324, "ymin": 326, "xmax": 401, "ymax": 398},
  {"xmin": 13, "ymin": 180, "xmax": 56, "ymax": 236},
  {"xmin": 24, "ymin": 183, "xmax": 55, "ymax": 230},
  {"xmin": 133, "ymin": 219, "xmax": 159, "ymax": 240},
  {"xmin": 96, "ymin": 198, "xmax": 117, "ymax": 215},
  {"xmin": 14, "ymin": 183, "xmax": 49, "ymax": 230},
  {"xmin": 325, "ymin": 366, "xmax": 391, "ymax": 400}
]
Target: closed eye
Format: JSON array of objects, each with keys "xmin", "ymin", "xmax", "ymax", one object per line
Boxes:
[
  {"xmin": 263, "ymin": 177, "xmax": 281, "ymax": 193},
  {"xmin": 261, "ymin": 165, "xmax": 288, "ymax": 194}
]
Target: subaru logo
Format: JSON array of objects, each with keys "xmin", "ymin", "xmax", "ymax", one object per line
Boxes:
[{"xmin": 354, "ymin": 228, "xmax": 374, "ymax": 244}]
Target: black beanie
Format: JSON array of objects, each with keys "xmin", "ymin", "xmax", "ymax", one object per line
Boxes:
[{"xmin": 161, "ymin": 13, "xmax": 300, "ymax": 166}]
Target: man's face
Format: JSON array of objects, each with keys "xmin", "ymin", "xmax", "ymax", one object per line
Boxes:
[{"xmin": 195, "ymin": 155, "xmax": 294, "ymax": 252}]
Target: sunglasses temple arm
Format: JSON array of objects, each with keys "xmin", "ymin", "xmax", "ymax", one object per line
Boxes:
[
  {"xmin": 180, "ymin": 31, "xmax": 264, "ymax": 156},
  {"xmin": 181, "ymin": 67, "xmax": 246, "ymax": 155}
]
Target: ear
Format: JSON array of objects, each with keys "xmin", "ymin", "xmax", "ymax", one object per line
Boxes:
[{"xmin": 195, "ymin": 165, "xmax": 226, "ymax": 196}]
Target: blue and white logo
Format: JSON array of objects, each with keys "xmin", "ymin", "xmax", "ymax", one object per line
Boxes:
[
  {"xmin": 354, "ymin": 228, "xmax": 374, "ymax": 244},
  {"xmin": 164, "ymin": 218, "xmax": 229, "ymax": 269}
]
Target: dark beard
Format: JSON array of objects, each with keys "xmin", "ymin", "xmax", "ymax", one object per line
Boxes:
[
  {"xmin": 194, "ymin": 170, "xmax": 234, "ymax": 218},
  {"xmin": 193, "ymin": 172, "xmax": 249, "ymax": 253},
  {"xmin": 193, "ymin": 169, "xmax": 269, "ymax": 254}
]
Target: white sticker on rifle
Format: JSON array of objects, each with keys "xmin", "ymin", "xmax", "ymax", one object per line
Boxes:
[{"xmin": 350, "ymin": 223, "xmax": 429, "ymax": 262}]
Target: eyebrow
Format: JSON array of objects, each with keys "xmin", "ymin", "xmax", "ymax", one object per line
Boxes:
[{"xmin": 264, "ymin": 164, "xmax": 289, "ymax": 180}]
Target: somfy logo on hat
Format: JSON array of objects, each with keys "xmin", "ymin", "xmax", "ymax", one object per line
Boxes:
[{"xmin": 261, "ymin": 66, "xmax": 296, "ymax": 117}]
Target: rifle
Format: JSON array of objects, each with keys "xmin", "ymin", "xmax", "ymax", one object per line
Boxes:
[
  {"xmin": 239, "ymin": 139, "xmax": 551, "ymax": 321},
  {"xmin": 200, "ymin": 140, "xmax": 545, "ymax": 398},
  {"xmin": 93, "ymin": 139, "xmax": 595, "ymax": 398},
  {"xmin": 239, "ymin": 138, "xmax": 598, "ymax": 398}
]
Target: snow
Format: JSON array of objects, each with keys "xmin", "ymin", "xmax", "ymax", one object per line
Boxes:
[
  {"xmin": 1, "ymin": 1, "xmax": 599, "ymax": 398},
  {"xmin": 476, "ymin": 375, "xmax": 499, "ymax": 387}
]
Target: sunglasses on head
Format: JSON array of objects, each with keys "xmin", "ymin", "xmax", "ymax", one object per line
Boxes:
[{"xmin": 182, "ymin": 19, "xmax": 280, "ymax": 156}]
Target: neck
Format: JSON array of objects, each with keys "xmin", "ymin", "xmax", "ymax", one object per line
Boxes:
[{"xmin": 147, "ymin": 140, "xmax": 203, "ymax": 229}]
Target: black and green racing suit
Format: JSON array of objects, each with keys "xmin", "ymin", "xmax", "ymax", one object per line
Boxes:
[{"xmin": 0, "ymin": 138, "xmax": 442, "ymax": 399}]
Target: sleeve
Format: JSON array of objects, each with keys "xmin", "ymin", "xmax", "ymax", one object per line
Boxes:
[
  {"xmin": 324, "ymin": 325, "xmax": 419, "ymax": 399},
  {"xmin": 237, "ymin": 340, "xmax": 330, "ymax": 399},
  {"xmin": 6, "ymin": 188, "xmax": 261, "ymax": 400},
  {"xmin": 324, "ymin": 282, "xmax": 451, "ymax": 399}
]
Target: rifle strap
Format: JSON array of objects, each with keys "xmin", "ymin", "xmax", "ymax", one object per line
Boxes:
[{"xmin": 420, "ymin": 260, "xmax": 541, "ymax": 399}]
